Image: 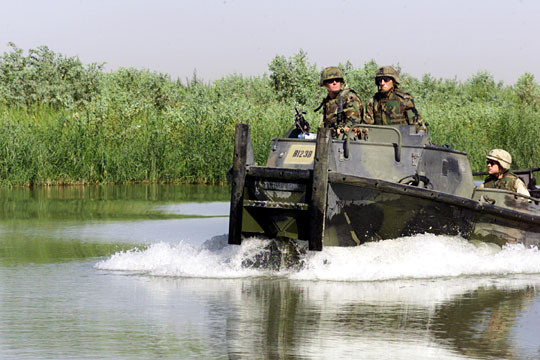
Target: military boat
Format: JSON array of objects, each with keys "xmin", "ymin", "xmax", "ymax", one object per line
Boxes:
[{"xmin": 228, "ymin": 122, "xmax": 540, "ymax": 255}]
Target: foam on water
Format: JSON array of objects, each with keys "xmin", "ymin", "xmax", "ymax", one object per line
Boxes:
[
  {"xmin": 293, "ymin": 234, "xmax": 540, "ymax": 281},
  {"xmin": 95, "ymin": 233, "xmax": 540, "ymax": 281},
  {"xmin": 94, "ymin": 237, "xmax": 262, "ymax": 278}
]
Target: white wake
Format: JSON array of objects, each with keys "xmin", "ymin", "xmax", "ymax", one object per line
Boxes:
[{"xmin": 94, "ymin": 233, "xmax": 540, "ymax": 281}]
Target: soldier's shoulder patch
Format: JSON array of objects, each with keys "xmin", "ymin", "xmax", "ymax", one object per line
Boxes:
[
  {"xmin": 395, "ymin": 89, "xmax": 413, "ymax": 100},
  {"xmin": 342, "ymin": 88, "xmax": 359, "ymax": 97},
  {"xmin": 506, "ymin": 171, "xmax": 519, "ymax": 180}
]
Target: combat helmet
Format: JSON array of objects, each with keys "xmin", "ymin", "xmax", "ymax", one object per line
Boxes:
[
  {"xmin": 375, "ymin": 66, "xmax": 400, "ymax": 86},
  {"xmin": 320, "ymin": 66, "xmax": 344, "ymax": 86},
  {"xmin": 486, "ymin": 149, "xmax": 512, "ymax": 171}
]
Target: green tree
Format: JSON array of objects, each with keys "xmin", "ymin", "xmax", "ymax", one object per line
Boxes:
[
  {"xmin": 466, "ymin": 71, "xmax": 501, "ymax": 101},
  {"xmin": 514, "ymin": 72, "xmax": 539, "ymax": 108},
  {"xmin": 268, "ymin": 50, "xmax": 318, "ymax": 106},
  {"xmin": 0, "ymin": 42, "xmax": 103, "ymax": 108},
  {"xmin": 340, "ymin": 59, "xmax": 379, "ymax": 105}
]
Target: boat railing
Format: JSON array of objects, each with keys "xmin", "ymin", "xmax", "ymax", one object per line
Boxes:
[{"xmin": 341, "ymin": 124, "xmax": 403, "ymax": 162}]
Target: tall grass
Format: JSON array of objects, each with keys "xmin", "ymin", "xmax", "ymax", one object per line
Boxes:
[{"xmin": 1, "ymin": 44, "xmax": 539, "ymax": 185}]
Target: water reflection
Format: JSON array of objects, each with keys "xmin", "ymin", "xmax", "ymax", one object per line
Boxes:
[
  {"xmin": 1, "ymin": 264, "xmax": 233, "ymax": 359},
  {"xmin": 0, "ymin": 184, "xmax": 230, "ymax": 221},
  {"xmin": 224, "ymin": 277, "xmax": 540, "ymax": 359},
  {"xmin": 432, "ymin": 284, "xmax": 540, "ymax": 359},
  {"xmin": 0, "ymin": 235, "xmax": 133, "ymax": 265},
  {"xmin": 0, "ymin": 185, "xmax": 230, "ymax": 266},
  {"xmin": 3, "ymin": 255, "xmax": 540, "ymax": 359}
]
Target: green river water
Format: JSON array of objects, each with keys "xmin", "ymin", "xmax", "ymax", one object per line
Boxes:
[{"xmin": 1, "ymin": 185, "xmax": 540, "ymax": 359}]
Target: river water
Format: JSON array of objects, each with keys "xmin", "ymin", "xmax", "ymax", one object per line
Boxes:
[{"xmin": 1, "ymin": 185, "xmax": 540, "ymax": 360}]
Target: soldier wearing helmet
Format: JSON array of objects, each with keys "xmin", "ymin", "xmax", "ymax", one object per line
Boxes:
[
  {"xmin": 316, "ymin": 66, "xmax": 364, "ymax": 138},
  {"xmin": 481, "ymin": 149, "xmax": 530, "ymax": 197},
  {"xmin": 365, "ymin": 66, "xmax": 424, "ymax": 129}
]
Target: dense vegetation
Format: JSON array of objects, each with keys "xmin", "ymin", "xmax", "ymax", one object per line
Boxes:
[{"xmin": 1, "ymin": 44, "xmax": 539, "ymax": 185}]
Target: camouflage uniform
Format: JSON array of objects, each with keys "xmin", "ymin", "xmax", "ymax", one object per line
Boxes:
[
  {"xmin": 320, "ymin": 87, "xmax": 364, "ymax": 130},
  {"xmin": 364, "ymin": 66, "xmax": 423, "ymax": 127},
  {"xmin": 317, "ymin": 66, "xmax": 364, "ymax": 136},
  {"xmin": 482, "ymin": 172, "xmax": 530, "ymax": 196},
  {"xmin": 364, "ymin": 88, "xmax": 423, "ymax": 126}
]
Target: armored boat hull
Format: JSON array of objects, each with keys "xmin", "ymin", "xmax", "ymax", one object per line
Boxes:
[
  {"xmin": 228, "ymin": 123, "xmax": 540, "ymax": 252},
  {"xmin": 325, "ymin": 174, "xmax": 540, "ymax": 247}
]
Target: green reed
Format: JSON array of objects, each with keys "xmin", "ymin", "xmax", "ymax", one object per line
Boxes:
[{"xmin": 1, "ymin": 45, "xmax": 539, "ymax": 185}]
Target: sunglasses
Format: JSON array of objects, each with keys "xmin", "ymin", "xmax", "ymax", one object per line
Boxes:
[
  {"xmin": 377, "ymin": 76, "xmax": 393, "ymax": 84},
  {"xmin": 324, "ymin": 79, "xmax": 341, "ymax": 84},
  {"xmin": 486, "ymin": 160, "xmax": 499, "ymax": 166}
]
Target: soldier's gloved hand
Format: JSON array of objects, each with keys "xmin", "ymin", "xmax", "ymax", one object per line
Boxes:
[{"xmin": 353, "ymin": 128, "xmax": 368, "ymax": 140}]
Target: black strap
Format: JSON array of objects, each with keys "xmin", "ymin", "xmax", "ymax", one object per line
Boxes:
[
  {"xmin": 337, "ymin": 94, "xmax": 344, "ymax": 125},
  {"xmin": 314, "ymin": 99, "xmax": 325, "ymax": 112}
]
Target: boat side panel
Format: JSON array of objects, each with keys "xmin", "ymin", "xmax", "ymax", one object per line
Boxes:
[
  {"xmin": 471, "ymin": 188, "xmax": 540, "ymax": 246},
  {"xmin": 323, "ymin": 182, "xmax": 476, "ymax": 247},
  {"xmin": 472, "ymin": 215, "xmax": 540, "ymax": 247},
  {"xmin": 329, "ymin": 142, "xmax": 423, "ymax": 184},
  {"xmin": 418, "ymin": 148, "xmax": 475, "ymax": 198},
  {"xmin": 473, "ymin": 188, "xmax": 540, "ymax": 214}
]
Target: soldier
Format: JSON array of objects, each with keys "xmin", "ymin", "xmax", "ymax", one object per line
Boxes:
[
  {"xmin": 365, "ymin": 66, "xmax": 424, "ymax": 129},
  {"xmin": 316, "ymin": 66, "xmax": 364, "ymax": 138},
  {"xmin": 481, "ymin": 149, "xmax": 530, "ymax": 197}
]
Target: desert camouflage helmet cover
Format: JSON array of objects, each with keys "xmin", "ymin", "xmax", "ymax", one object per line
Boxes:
[
  {"xmin": 375, "ymin": 66, "xmax": 400, "ymax": 85},
  {"xmin": 320, "ymin": 66, "xmax": 344, "ymax": 86},
  {"xmin": 487, "ymin": 149, "xmax": 512, "ymax": 170}
]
